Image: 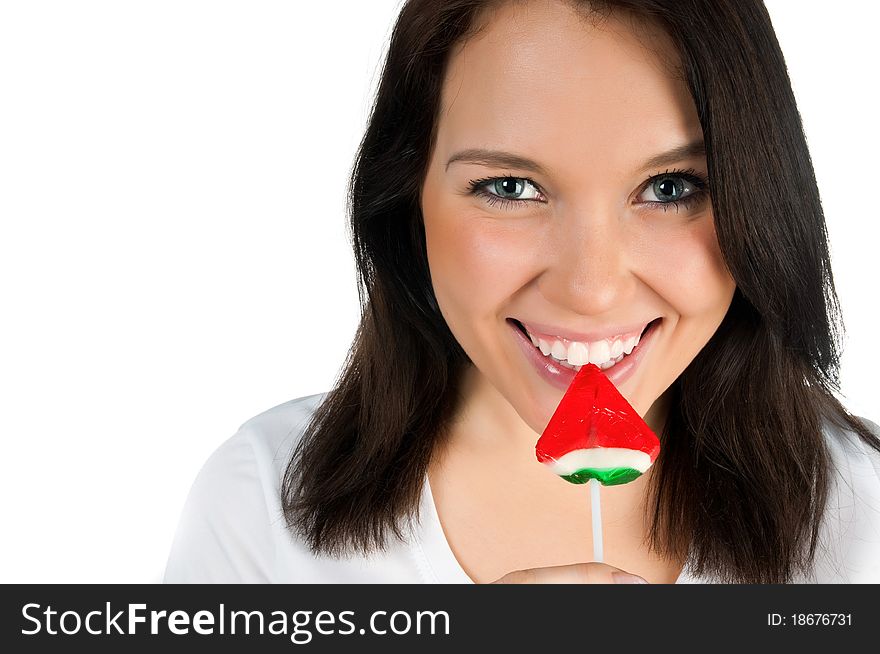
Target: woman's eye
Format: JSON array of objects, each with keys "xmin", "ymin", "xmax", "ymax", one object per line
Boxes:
[
  {"xmin": 485, "ymin": 177, "xmax": 542, "ymax": 200},
  {"xmin": 637, "ymin": 172, "xmax": 708, "ymax": 210},
  {"xmin": 468, "ymin": 176, "xmax": 545, "ymax": 209}
]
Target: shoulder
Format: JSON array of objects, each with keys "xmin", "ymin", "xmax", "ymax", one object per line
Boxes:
[
  {"xmin": 810, "ymin": 414, "xmax": 880, "ymax": 582},
  {"xmin": 823, "ymin": 414, "xmax": 880, "ymax": 485},
  {"xmin": 236, "ymin": 391, "xmax": 329, "ymax": 478},
  {"xmin": 163, "ymin": 392, "xmax": 328, "ymax": 583}
]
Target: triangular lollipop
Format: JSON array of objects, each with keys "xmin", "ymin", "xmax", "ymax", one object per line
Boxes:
[{"xmin": 535, "ymin": 363, "xmax": 660, "ymax": 486}]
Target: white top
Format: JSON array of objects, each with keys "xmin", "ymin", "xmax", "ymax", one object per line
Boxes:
[{"xmin": 163, "ymin": 392, "xmax": 880, "ymax": 583}]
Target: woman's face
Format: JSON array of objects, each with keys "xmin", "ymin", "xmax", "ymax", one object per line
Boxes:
[{"xmin": 421, "ymin": 0, "xmax": 736, "ymax": 434}]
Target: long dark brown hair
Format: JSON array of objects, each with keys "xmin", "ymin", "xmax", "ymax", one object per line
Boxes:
[{"xmin": 281, "ymin": 0, "xmax": 880, "ymax": 583}]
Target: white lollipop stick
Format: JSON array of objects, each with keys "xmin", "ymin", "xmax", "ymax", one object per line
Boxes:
[{"xmin": 590, "ymin": 478, "xmax": 604, "ymax": 563}]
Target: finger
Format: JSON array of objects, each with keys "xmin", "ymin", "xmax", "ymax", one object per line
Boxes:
[
  {"xmin": 567, "ymin": 562, "xmax": 614, "ymax": 584},
  {"xmin": 490, "ymin": 568, "xmax": 537, "ymax": 584},
  {"xmin": 490, "ymin": 563, "xmax": 648, "ymax": 584},
  {"xmin": 520, "ymin": 562, "xmax": 618, "ymax": 584},
  {"xmin": 578, "ymin": 563, "xmax": 649, "ymax": 584}
]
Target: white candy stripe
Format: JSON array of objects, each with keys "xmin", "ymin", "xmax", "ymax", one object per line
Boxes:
[{"xmin": 545, "ymin": 447, "xmax": 652, "ymax": 476}]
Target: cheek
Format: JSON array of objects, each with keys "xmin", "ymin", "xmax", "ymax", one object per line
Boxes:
[
  {"xmin": 423, "ymin": 204, "xmax": 532, "ymax": 319},
  {"xmin": 637, "ymin": 213, "xmax": 734, "ymax": 317}
]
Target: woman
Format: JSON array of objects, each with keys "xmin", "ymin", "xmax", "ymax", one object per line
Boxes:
[{"xmin": 164, "ymin": 0, "xmax": 880, "ymax": 584}]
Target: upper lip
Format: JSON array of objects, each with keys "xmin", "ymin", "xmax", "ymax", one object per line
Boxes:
[{"xmin": 514, "ymin": 317, "xmax": 658, "ymax": 344}]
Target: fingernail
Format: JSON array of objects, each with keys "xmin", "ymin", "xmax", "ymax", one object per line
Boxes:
[{"xmin": 612, "ymin": 572, "xmax": 649, "ymax": 584}]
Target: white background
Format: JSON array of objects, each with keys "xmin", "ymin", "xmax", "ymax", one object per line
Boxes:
[{"xmin": 0, "ymin": 1, "xmax": 876, "ymax": 583}]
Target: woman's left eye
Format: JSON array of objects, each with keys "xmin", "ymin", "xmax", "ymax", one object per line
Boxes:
[{"xmin": 636, "ymin": 169, "xmax": 709, "ymax": 211}]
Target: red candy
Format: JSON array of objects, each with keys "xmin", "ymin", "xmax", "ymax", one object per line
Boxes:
[{"xmin": 535, "ymin": 363, "xmax": 660, "ymax": 486}]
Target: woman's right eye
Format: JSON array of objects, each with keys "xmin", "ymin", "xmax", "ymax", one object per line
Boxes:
[{"xmin": 467, "ymin": 176, "xmax": 546, "ymax": 210}]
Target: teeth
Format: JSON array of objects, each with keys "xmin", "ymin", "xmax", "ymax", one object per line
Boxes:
[
  {"xmin": 521, "ymin": 322, "xmax": 649, "ymax": 369},
  {"xmin": 599, "ymin": 358, "xmax": 616, "ymax": 370},
  {"xmin": 537, "ymin": 338, "xmax": 551, "ymax": 356},
  {"xmin": 588, "ymin": 340, "xmax": 611, "ymax": 365},
  {"xmin": 545, "ymin": 335, "xmax": 626, "ymax": 368},
  {"xmin": 567, "ymin": 341, "xmax": 589, "ymax": 366}
]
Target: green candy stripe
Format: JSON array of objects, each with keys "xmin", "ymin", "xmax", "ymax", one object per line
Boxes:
[{"xmin": 560, "ymin": 467, "xmax": 641, "ymax": 486}]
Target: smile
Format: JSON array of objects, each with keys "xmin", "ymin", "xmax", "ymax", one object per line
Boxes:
[
  {"xmin": 507, "ymin": 316, "xmax": 662, "ymax": 391},
  {"xmin": 511, "ymin": 318, "xmax": 654, "ymax": 370}
]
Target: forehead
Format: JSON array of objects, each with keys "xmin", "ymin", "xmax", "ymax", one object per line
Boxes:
[{"xmin": 437, "ymin": 0, "xmax": 702, "ymax": 175}]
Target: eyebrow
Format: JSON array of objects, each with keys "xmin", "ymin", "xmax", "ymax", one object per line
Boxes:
[
  {"xmin": 640, "ymin": 140, "xmax": 706, "ymax": 170},
  {"xmin": 445, "ymin": 139, "xmax": 706, "ymax": 175}
]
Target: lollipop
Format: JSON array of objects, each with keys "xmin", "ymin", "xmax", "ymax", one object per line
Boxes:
[
  {"xmin": 535, "ymin": 363, "xmax": 660, "ymax": 485},
  {"xmin": 535, "ymin": 362, "xmax": 660, "ymax": 563}
]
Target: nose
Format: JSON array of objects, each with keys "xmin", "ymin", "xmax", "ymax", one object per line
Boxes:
[{"xmin": 537, "ymin": 209, "xmax": 635, "ymax": 316}]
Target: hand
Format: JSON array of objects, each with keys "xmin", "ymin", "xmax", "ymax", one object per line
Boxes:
[{"xmin": 490, "ymin": 562, "xmax": 649, "ymax": 584}]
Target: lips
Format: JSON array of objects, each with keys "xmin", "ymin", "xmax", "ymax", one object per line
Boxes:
[{"xmin": 509, "ymin": 316, "xmax": 662, "ymax": 391}]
